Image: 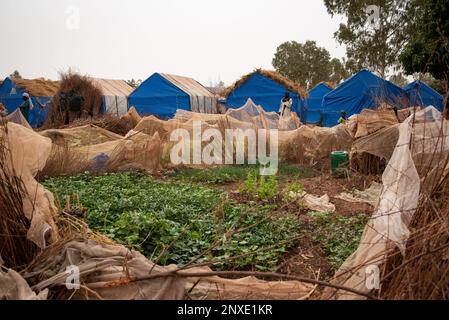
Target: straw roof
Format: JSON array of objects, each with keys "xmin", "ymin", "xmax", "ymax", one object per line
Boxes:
[
  {"xmin": 224, "ymin": 69, "xmax": 308, "ymax": 99},
  {"xmin": 13, "ymin": 78, "xmax": 60, "ymax": 97},
  {"xmin": 160, "ymin": 73, "xmax": 215, "ymax": 98},
  {"xmin": 91, "ymin": 78, "xmax": 134, "ymax": 97}
]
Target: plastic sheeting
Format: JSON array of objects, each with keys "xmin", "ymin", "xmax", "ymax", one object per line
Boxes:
[
  {"xmin": 0, "ymin": 269, "xmax": 48, "ymax": 300},
  {"xmin": 322, "ymin": 70, "xmax": 409, "ymax": 127},
  {"xmin": 326, "ymin": 106, "xmax": 449, "ymax": 299},
  {"xmin": 225, "ymin": 73, "xmax": 307, "ymax": 121},
  {"xmin": 92, "ymin": 78, "xmax": 135, "ymax": 117},
  {"xmin": 306, "ymin": 83, "xmax": 333, "ymax": 124},
  {"xmin": 129, "ymin": 73, "xmax": 217, "ymax": 118},
  {"xmin": 2, "ymin": 123, "xmax": 59, "ymax": 248},
  {"xmin": 404, "ymin": 80, "xmax": 444, "ymax": 112},
  {"xmin": 0, "ymin": 78, "xmax": 51, "ymax": 128}
]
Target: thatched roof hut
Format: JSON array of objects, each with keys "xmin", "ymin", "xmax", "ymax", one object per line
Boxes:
[
  {"xmin": 223, "ymin": 69, "xmax": 308, "ymax": 119},
  {"xmin": 224, "ymin": 69, "xmax": 308, "ymax": 99},
  {"xmin": 12, "ymin": 78, "xmax": 60, "ymax": 97}
]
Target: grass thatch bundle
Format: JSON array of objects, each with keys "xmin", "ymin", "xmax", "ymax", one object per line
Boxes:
[
  {"xmin": 44, "ymin": 71, "xmax": 103, "ymax": 128},
  {"xmin": 37, "ymin": 144, "xmax": 93, "ymax": 179},
  {"xmin": 223, "ymin": 69, "xmax": 308, "ymax": 99},
  {"xmin": 13, "ymin": 78, "xmax": 60, "ymax": 97},
  {"xmin": 380, "ymin": 168, "xmax": 449, "ymax": 299},
  {"xmin": 68, "ymin": 113, "xmax": 131, "ymax": 136},
  {"xmin": 0, "ymin": 122, "xmax": 39, "ymax": 269}
]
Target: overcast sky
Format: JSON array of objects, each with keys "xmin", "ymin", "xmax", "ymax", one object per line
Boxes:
[{"xmin": 0, "ymin": 0, "xmax": 346, "ymax": 86}]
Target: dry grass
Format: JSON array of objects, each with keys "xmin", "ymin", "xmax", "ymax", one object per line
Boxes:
[
  {"xmin": 13, "ymin": 78, "xmax": 60, "ymax": 97},
  {"xmin": 223, "ymin": 69, "xmax": 308, "ymax": 99},
  {"xmin": 0, "ymin": 121, "xmax": 39, "ymax": 269},
  {"xmin": 380, "ymin": 164, "xmax": 449, "ymax": 300},
  {"xmin": 73, "ymin": 113, "xmax": 132, "ymax": 136},
  {"xmin": 44, "ymin": 71, "xmax": 103, "ymax": 128},
  {"xmin": 37, "ymin": 144, "xmax": 92, "ymax": 179}
]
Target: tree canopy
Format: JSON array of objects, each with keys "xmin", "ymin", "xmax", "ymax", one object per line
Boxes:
[
  {"xmin": 323, "ymin": 0, "xmax": 416, "ymax": 78},
  {"xmin": 400, "ymin": 0, "xmax": 449, "ymax": 82},
  {"xmin": 272, "ymin": 40, "xmax": 349, "ymax": 88}
]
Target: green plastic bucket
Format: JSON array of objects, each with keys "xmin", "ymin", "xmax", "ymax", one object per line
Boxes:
[{"xmin": 331, "ymin": 151, "xmax": 349, "ymax": 177}]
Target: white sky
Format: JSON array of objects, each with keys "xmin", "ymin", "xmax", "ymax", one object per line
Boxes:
[{"xmin": 0, "ymin": 0, "xmax": 346, "ymax": 86}]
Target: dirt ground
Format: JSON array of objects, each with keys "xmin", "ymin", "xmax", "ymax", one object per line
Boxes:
[
  {"xmin": 277, "ymin": 171, "xmax": 381, "ymax": 282},
  {"xmin": 301, "ymin": 171, "xmax": 380, "ymax": 216},
  {"xmin": 161, "ymin": 166, "xmax": 381, "ymax": 284}
]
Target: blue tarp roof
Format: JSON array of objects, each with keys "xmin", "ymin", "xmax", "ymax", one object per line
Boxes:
[
  {"xmin": 306, "ymin": 83, "xmax": 333, "ymax": 124},
  {"xmin": 128, "ymin": 73, "xmax": 196, "ymax": 119},
  {"xmin": 225, "ymin": 72, "xmax": 307, "ymax": 121},
  {"xmin": 0, "ymin": 77, "xmax": 50, "ymax": 128},
  {"xmin": 321, "ymin": 70, "xmax": 409, "ymax": 127},
  {"xmin": 403, "ymin": 80, "xmax": 443, "ymax": 112}
]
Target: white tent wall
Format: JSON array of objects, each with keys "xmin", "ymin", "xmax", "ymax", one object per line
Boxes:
[
  {"xmin": 91, "ymin": 78, "xmax": 134, "ymax": 117},
  {"xmin": 160, "ymin": 73, "xmax": 218, "ymax": 114},
  {"xmin": 103, "ymin": 95, "xmax": 128, "ymax": 117}
]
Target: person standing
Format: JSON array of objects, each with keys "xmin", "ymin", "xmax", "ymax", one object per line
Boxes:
[
  {"xmin": 279, "ymin": 92, "xmax": 293, "ymax": 118},
  {"xmin": 338, "ymin": 111, "xmax": 347, "ymax": 124},
  {"xmin": 19, "ymin": 92, "xmax": 33, "ymax": 122}
]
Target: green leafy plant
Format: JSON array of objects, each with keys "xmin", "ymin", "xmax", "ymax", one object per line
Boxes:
[
  {"xmin": 307, "ymin": 211, "xmax": 369, "ymax": 270},
  {"xmin": 43, "ymin": 172, "xmax": 299, "ymax": 270},
  {"xmin": 257, "ymin": 175, "xmax": 278, "ymax": 201},
  {"xmin": 244, "ymin": 170, "xmax": 258, "ymax": 195},
  {"xmin": 282, "ymin": 181, "xmax": 304, "ymax": 203}
]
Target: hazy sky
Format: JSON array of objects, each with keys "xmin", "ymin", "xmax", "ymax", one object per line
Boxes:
[{"xmin": 0, "ymin": 0, "xmax": 346, "ymax": 86}]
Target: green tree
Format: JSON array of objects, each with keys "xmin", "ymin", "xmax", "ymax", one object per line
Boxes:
[
  {"xmin": 400, "ymin": 0, "xmax": 449, "ymax": 115},
  {"xmin": 126, "ymin": 78, "xmax": 142, "ymax": 88},
  {"xmin": 329, "ymin": 58, "xmax": 351, "ymax": 85},
  {"xmin": 389, "ymin": 73, "xmax": 408, "ymax": 87},
  {"xmin": 272, "ymin": 40, "xmax": 348, "ymax": 88},
  {"xmin": 324, "ymin": 0, "xmax": 416, "ymax": 78},
  {"xmin": 10, "ymin": 70, "xmax": 22, "ymax": 79}
]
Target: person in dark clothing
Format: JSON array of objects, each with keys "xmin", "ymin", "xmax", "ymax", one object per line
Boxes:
[
  {"xmin": 19, "ymin": 93, "xmax": 33, "ymax": 122},
  {"xmin": 59, "ymin": 91, "xmax": 85, "ymax": 125},
  {"xmin": 338, "ymin": 111, "xmax": 347, "ymax": 124}
]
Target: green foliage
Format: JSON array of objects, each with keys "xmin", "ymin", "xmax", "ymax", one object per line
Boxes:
[
  {"xmin": 389, "ymin": 73, "xmax": 408, "ymax": 87},
  {"xmin": 324, "ymin": 0, "xmax": 416, "ymax": 77},
  {"xmin": 125, "ymin": 78, "xmax": 142, "ymax": 88},
  {"xmin": 43, "ymin": 172, "xmax": 299, "ymax": 270},
  {"xmin": 168, "ymin": 164, "xmax": 316, "ymax": 185},
  {"xmin": 400, "ymin": 0, "xmax": 449, "ymax": 83},
  {"xmin": 308, "ymin": 211, "xmax": 369, "ymax": 270},
  {"xmin": 272, "ymin": 40, "xmax": 348, "ymax": 87},
  {"xmin": 244, "ymin": 170, "xmax": 258, "ymax": 195},
  {"xmin": 10, "ymin": 70, "xmax": 22, "ymax": 80},
  {"xmin": 282, "ymin": 181, "xmax": 304, "ymax": 203},
  {"xmin": 240, "ymin": 171, "xmax": 278, "ymax": 202},
  {"xmin": 257, "ymin": 175, "xmax": 278, "ymax": 201}
]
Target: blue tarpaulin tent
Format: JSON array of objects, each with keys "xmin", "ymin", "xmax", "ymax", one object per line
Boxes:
[
  {"xmin": 321, "ymin": 70, "xmax": 409, "ymax": 127},
  {"xmin": 0, "ymin": 77, "xmax": 54, "ymax": 128},
  {"xmin": 306, "ymin": 82, "xmax": 333, "ymax": 124},
  {"xmin": 224, "ymin": 70, "xmax": 308, "ymax": 121},
  {"xmin": 403, "ymin": 80, "xmax": 443, "ymax": 112},
  {"xmin": 128, "ymin": 73, "xmax": 217, "ymax": 119}
]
